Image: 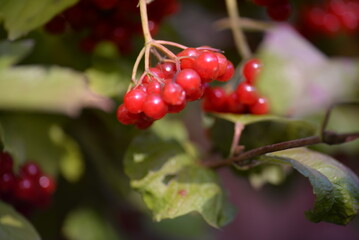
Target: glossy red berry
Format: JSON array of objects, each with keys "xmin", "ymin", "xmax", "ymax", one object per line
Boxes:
[
  {"xmin": 20, "ymin": 162, "xmax": 42, "ymax": 180},
  {"xmin": 175, "ymin": 69, "xmax": 202, "ymax": 96},
  {"xmin": 168, "ymin": 101, "xmax": 187, "ymax": 113},
  {"xmin": 162, "ymin": 82, "xmax": 186, "ymax": 105},
  {"xmin": 215, "ymin": 53, "xmax": 228, "ymax": 77},
  {"xmin": 267, "ymin": 2, "xmax": 291, "ymax": 21},
  {"xmin": 157, "ymin": 62, "xmax": 176, "ymax": 78},
  {"xmin": 38, "ymin": 175, "xmax": 56, "ymax": 195},
  {"xmin": 124, "ymin": 89, "xmax": 147, "ymax": 114},
  {"xmin": 250, "ymin": 97, "xmax": 269, "ymax": 115},
  {"xmin": 236, "ymin": 83, "xmax": 259, "ymax": 105},
  {"xmin": 242, "ymin": 59, "xmax": 262, "ymax": 85},
  {"xmin": 0, "ymin": 152, "xmax": 13, "ymax": 174},
  {"xmin": 186, "ymin": 83, "xmax": 206, "ymax": 101},
  {"xmin": 217, "ymin": 60, "xmax": 234, "ymax": 82},
  {"xmin": 15, "ymin": 177, "xmax": 36, "ymax": 202},
  {"xmin": 0, "ymin": 172, "xmax": 16, "ymax": 194},
  {"xmin": 143, "ymin": 94, "xmax": 168, "ymax": 120},
  {"xmin": 202, "ymin": 87, "xmax": 227, "ymax": 112},
  {"xmin": 177, "ymin": 48, "xmax": 200, "ymax": 69},
  {"xmin": 116, "ymin": 104, "xmax": 140, "ymax": 125},
  {"xmin": 142, "ymin": 67, "xmax": 166, "ymax": 84},
  {"xmin": 226, "ymin": 92, "xmax": 246, "ymax": 114},
  {"xmin": 135, "ymin": 117, "xmax": 154, "ymax": 129},
  {"xmin": 194, "ymin": 52, "xmax": 219, "ymax": 82},
  {"xmin": 146, "ymin": 80, "xmax": 162, "ymax": 95}
]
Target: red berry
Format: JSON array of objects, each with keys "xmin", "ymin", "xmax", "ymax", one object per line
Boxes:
[
  {"xmin": 175, "ymin": 69, "xmax": 202, "ymax": 96},
  {"xmin": 15, "ymin": 177, "xmax": 37, "ymax": 202},
  {"xmin": 242, "ymin": 59, "xmax": 262, "ymax": 85},
  {"xmin": 186, "ymin": 83, "xmax": 206, "ymax": 101},
  {"xmin": 143, "ymin": 94, "xmax": 168, "ymax": 120},
  {"xmin": 162, "ymin": 82, "xmax": 186, "ymax": 105},
  {"xmin": 44, "ymin": 16, "xmax": 66, "ymax": 34},
  {"xmin": 92, "ymin": 0, "xmax": 118, "ymax": 10},
  {"xmin": 142, "ymin": 67, "xmax": 166, "ymax": 84},
  {"xmin": 250, "ymin": 97, "xmax": 269, "ymax": 115},
  {"xmin": 124, "ymin": 89, "xmax": 147, "ymax": 114},
  {"xmin": 38, "ymin": 175, "xmax": 56, "ymax": 195},
  {"xmin": 0, "ymin": 172, "xmax": 15, "ymax": 194},
  {"xmin": 0, "ymin": 152, "xmax": 13, "ymax": 174},
  {"xmin": 20, "ymin": 162, "xmax": 42, "ymax": 180},
  {"xmin": 157, "ymin": 62, "xmax": 176, "ymax": 78},
  {"xmin": 267, "ymin": 2, "xmax": 291, "ymax": 21},
  {"xmin": 226, "ymin": 92, "xmax": 246, "ymax": 114},
  {"xmin": 168, "ymin": 101, "xmax": 187, "ymax": 113},
  {"xmin": 215, "ymin": 53, "xmax": 228, "ymax": 77},
  {"xmin": 194, "ymin": 52, "xmax": 219, "ymax": 82},
  {"xmin": 236, "ymin": 83, "xmax": 259, "ymax": 105},
  {"xmin": 135, "ymin": 117, "xmax": 154, "ymax": 129},
  {"xmin": 202, "ymin": 87, "xmax": 227, "ymax": 112},
  {"xmin": 217, "ymin": 60, "xmax": 234, "ymax": 82},
  {"xmin": 177, "ymin": 48, "xmax": 200, "ymax": 69},
  {"xmin": 116, "ymin": 104, "xmax": 140, "ymax": 125},
  {"xmin": 146, "ymin": 80, "xmax": 162, "ymax": 95}
]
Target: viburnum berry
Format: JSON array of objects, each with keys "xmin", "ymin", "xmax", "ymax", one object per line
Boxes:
[
  {"xmin": 226, "ymin": 92, "xmax": 246, "ymax": 114},
  {"xmin": 38, "ymin": 175, "xmax": 56, "ymax": 196},
  {"xmin": 0, "ymin": 172, "xmax": 16, "ymax": 194},
  {"xmin": 116, "ymin": 104, "xmax": 140, "ymax": 125},
  {"xmin": 186, "ymin": 83, "xmax": 207, "ymax": 101},
  {"xmin": 215, "ymin": 53, "xmax": 228, "ymax": 77},
  {"xmin": 146, "ymin": 80, "xmax": 162, "ymax": 95},
  {"xmin": 175, "ymin": 69, "xmax": 202, "ymax": 96},
  {"xmin": 243, "ymin": 59, "xmax": 262, "ymax": 85},
  {"xmin": 15, "ymin": 177, "xmax": 37, "ymax": 203},
  {"xmin": 202, "ymin": 87, "xmax": 227, "ymax": 112},
  {"xmin": 194, "ymin": 52, "xmax": 219, "ymax": 82},
  {"xmin": 168, "ymin": 101, "xmax": 187, "ymax": 113},
  {"xmin": 236, "ymin": 82, "xmax": 259, "ymax": 105},
  {"xmin": 266, "ymin": 2, "xmax": 291, "ymax": 21},
  {"xmin": 124, "ymin": 89, "xmax": 147, "ymax": 114},
  {"xmin": 157, "ymin": 62, "xmax": 176, "ymax": 79},
  {"xmin": 20, "ymin": 162, "xmax": 42, "ymax": 180},
  {"xmin": 143, "ymin": 94, "xmax": 168, "ymax": 120},
  {"xmin": 142, "ymin": 67, "xmax": 166, "ymax": 84},
  {"xmin": 250, "ymin": 97, "xmax": 269, "ymax": 115},
  {"xmin": 0, "ymin": 152, "xmax": 13, "ymax": 174},
  {"xmin": 177, "ymin": 48, "xmax": 200, "ymax": 69},
  {"xmin": 217, "ymin": 60, "xmax": 234, "ymax": 82},
  {"xmin": 162, "ymin": 82, "xmax": 186, "ymax": 105}
]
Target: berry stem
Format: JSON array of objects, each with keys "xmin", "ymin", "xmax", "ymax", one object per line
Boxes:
[
  {"xmin": 215, "ymin": 17, "xmax": 275, "ymax": 32},
  {"xmin": 139, "ymin": 0, "xmax": 153, "ymax": 43},
  {"xmin": 152, "ymin": 42, "xmax": 181, "ymax": 72},
  {"xmin": 144, "ymin": 44, "xmax": 151, "ymax": 71},
  {"xmin": 229, "ymin": 122, "xmax": 244, "ymax": 158},
  {"xmin": 132, "ymin": 46, "xmax": 146, "ymax": 83},
  {"xmin": 225, "ymin": 0, "xmax": 252, "ymax": 59},
  {"xmin": 203, "ymin": 131, "xmax": 359, "ymax": 169},
  {"xmin": 155, "ymin": 40, "xmax": 188, "ymax": 50}
]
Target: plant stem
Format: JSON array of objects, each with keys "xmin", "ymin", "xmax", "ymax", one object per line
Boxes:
[
  {"xmin": 225, "ymin": 0, "xmax": 251, "ymax": 59},
  {"xmin": 215, "ymin": 17, "xmax": 275, "ymax": 32},
  {"xmin": 203, "ymin": 131, "xmax": 359, "ymax": 168},
  {"xmin": 229, "ymin": 122, "xmax": 244, "ymax": 157},
  {"xmin": 131, "ymin": 46, "xmax": 146, "ymax": 83},
  {"xmin": 139, "ymin": 0, "xmax": 152, "ymax": 43}
]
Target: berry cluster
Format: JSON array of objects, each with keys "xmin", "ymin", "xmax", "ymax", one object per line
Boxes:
[
  {"xmin": 117, "ymin": 47, "xmax": 235, "ymax": 129},
  {"xmin": 0, "ymin": 151, "xmax": 56, "ymax": 214},
  {"xmin": 298, "ymin": 0, "xmax": 359, "ymax": 37},
  {"xmin": 252, "ymin": 0, "xmax": 292, "ymax": 21},
  {"xmin": 202, "ymin": 58, "xmax": 269, "ymax": 115},
  {"xmin": 44, "ymin": 0, "xmax": 179, "ymax": 53}
]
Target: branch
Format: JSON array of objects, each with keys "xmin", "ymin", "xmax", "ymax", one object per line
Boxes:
[
  {"xmin": 215, "ymin": 17, "xmax": 275, "ymax": 32},
  {"xmin": 203, "ymin": 131, "xmax": 359, "ymax": 169},
  {"xmin": 225, "ymin": 0, "xmax": 251, "ymax": 59}
]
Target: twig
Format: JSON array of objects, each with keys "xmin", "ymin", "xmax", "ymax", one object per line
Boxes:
[
  {"xmin": 225, "ymin": 0, "xmax": 251, "ymax": 59},
  {"xmin": 214, "ymin": 17, "xmax": 275, "ymax": 32},
  {"xmin": 229, "ymin": 122, "xmax": 244, "ymax": 157}
]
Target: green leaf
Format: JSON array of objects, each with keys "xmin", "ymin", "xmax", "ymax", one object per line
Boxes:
[
  {"xmin": 0, "ymin": 113, "xmax": 83, "ymax": 178},
  {"xmin": 0, "ymin": 65, "xmax": 112, "ymax": 116},
  {"xmin": 124, "ymin": 133, "xmax": 235, "ymax": 228},
  {"xmin": 260, "ymin": 148, "xmax": 359, "ymax": 225},
  {"xmin": 213, "ymin": 113, "xmax": 281, "ymax": 125},
  {"xmin": 0, "ymin": 201, "xmax": 41, "ymax": 240},
  {"xmin": 257, "ymin": 25, "xmax": 359, "ymax": 117},
  {"xmin": 62, "ymin": 208, "xmax": 123, "ymax": 240},
  {"xmin": 0, "ymin": 39, "xmax": 34, "ymax": 68},
  {"xmin": 0, "ymin": 0, "xmax": 78, "ymax": 40}
]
